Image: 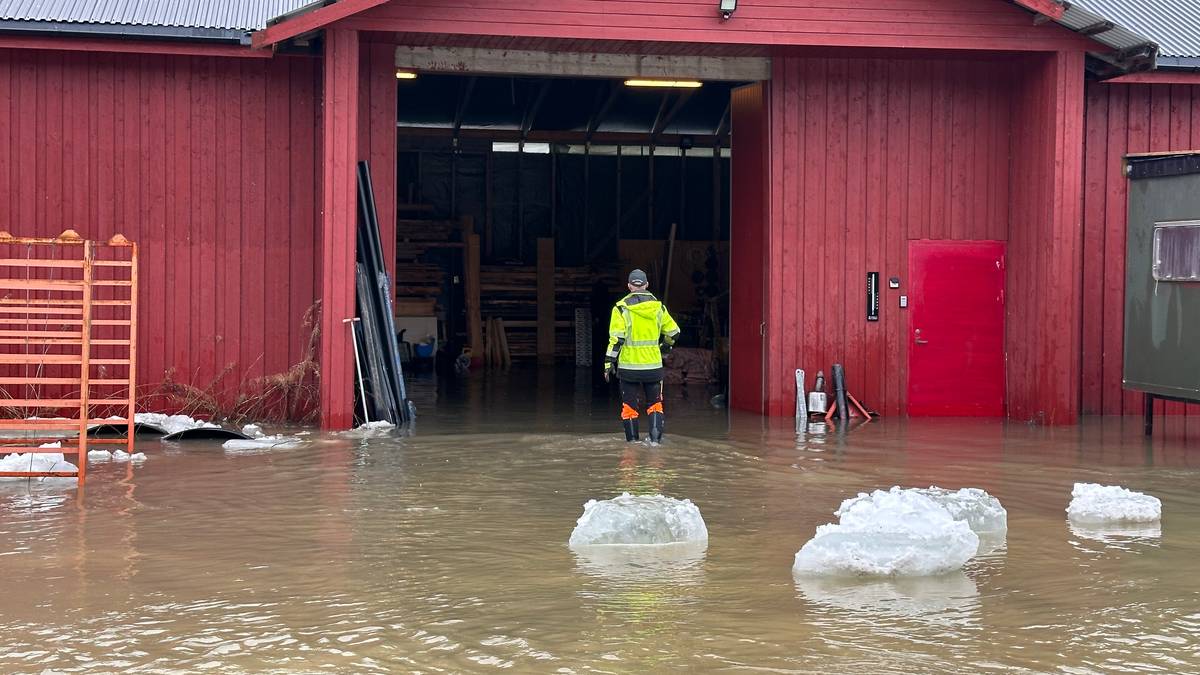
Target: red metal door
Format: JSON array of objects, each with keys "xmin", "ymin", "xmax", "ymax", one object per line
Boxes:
[{"xmin": 907, "ymin": 241, "xmax": 1006, "ymax": 417}]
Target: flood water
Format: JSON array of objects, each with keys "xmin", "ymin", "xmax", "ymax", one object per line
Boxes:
[{"xmin": 1, "ymin": 368, "xmax": 1199, "ymax": 673}]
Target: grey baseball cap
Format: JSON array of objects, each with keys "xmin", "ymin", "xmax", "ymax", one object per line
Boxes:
[{"xmin": 628, "ymin": 269, "xmax": 648, "ymax": 287}]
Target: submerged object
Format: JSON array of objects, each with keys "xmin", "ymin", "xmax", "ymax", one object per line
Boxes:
[
  {"xmin": 1066, "ymin": 483, "xmax": 1161, "ymax": 523},
  {"xmin": 569, "ymin": 493, "xmax": 708, "ymax": 547},
  {"xmin": 794, "ymin": 487, "xmax": 979, "ymax": 577}
]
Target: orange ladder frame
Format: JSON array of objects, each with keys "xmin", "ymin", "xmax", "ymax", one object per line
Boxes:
[{"xmin": 0, "ymin": 231, "xmax": 139, "ymax": 482}]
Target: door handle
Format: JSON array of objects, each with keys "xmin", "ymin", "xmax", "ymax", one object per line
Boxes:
[{"xmin": 915, "ymin": 328, "xmax": 929, "ymax": 345}]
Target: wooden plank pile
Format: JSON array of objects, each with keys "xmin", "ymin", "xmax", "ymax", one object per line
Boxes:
[{"xmin": 481, "ymin": 263, "xmax": 621, "ymax": 361}]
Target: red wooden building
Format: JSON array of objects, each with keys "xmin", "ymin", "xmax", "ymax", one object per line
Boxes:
[{"xmin": 0, "ymin": 0, "xmax": 1195, "ymax": 428}]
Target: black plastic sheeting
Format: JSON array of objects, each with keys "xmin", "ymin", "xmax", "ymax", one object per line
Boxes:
[
  {"xmin": 356, "ymin": 161, "xmax": 414, "ymax": 426},
  {"xmin": 399, "ymin": 148, "xmax": 730, "ymax": 266}
]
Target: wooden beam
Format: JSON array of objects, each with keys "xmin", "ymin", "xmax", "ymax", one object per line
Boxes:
[
  {"xmin": 394, "ymin": 46, "xmax": 772, "ymax": 81},
  {"xmin": 319, "ymin": 28, "xmax": 360, "ymax": 430},
  {"xmin": 715, "ymin": 101, "xmax": 732, "ymax": 140},
  {"xmin": 586, "ymin": 84, "xmax": 622, "ymax": 142},
  {"xmin": 398, "ymin": 126, "xmax": 724, "ymax": 146},
  {"xmin": 522, "ymin": 80, "xmax": 552, "ymax": 140},
  {"xmin": 465, "ymin": 232, "xmax": 483, "ymax": 366},
  {"xmin": 453, "ymin": 76, "xmax": 477, "ymax": 137},
  {"xmin": 0, "ymin": 35, "xmax": 273, "ymax": 58},
  {"xmin": 537, "ymin": 239, "xmax": 555, "ymax": 365},
  {"xmin": 652, "ymin": 90, "xmax": 696, "ymax": 139},
  {"xmin": 252, "ymin": 0, "xmax": 389, "ymax": 49},
  {"xmin": 1103, "ymin": 71, "xmax": 1200, "ymax": 85},
  {"xmin": 1011, "ymin": 0, "xmax": 1066, "ymax": 21}
]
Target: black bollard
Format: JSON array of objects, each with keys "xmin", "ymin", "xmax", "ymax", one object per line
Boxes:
[{"xmin": 832, "ymin": 363, "xmax": 849, "ymax": 420}]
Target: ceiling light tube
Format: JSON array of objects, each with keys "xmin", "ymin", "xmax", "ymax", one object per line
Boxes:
[
  {"xmin": 395, "ymin": 70, "xmax": 418, "ymax": 80},
  {"xmin": 624, "ymin": 79, "xmax": 703, "ymax": 88}
]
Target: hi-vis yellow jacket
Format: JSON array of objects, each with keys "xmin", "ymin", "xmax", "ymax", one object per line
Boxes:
[{"xmin": 606, "ymin": 292, "xmax": 680, "ymax": 374}]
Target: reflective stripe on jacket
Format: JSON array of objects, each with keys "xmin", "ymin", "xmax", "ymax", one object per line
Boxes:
[{"xmin": 605, "ymin": 292, "xmax": 680, "ymax": 371}]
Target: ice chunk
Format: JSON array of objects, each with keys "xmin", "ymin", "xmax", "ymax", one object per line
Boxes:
[
  {"xmin": 109, "ymin": 451, "xmax": 146, "ymax": 463},
  {"xmin": 241, "ymin": 424, "xmax": 265, "ymax": 438},
  {"xmin": 134, "ymin": 413, "xmax": 219, "ymax": 435},
  {"xmin": 1066, "ymin": 482, "xmax": 1161, "ymax": 523},
  {"xmin": 87, "ymin": 449, "xmax": 113, "ymax": 461},
  {"xmin": 794, "ymin": 487, "xmax": 979, "ymax": 577},
  {"xmin": 914, "ymin": 487, "xmax": 1008, "ymax": 535},
  {"xmin": 568, "ymin": 493, "xmax": 708, "ymax": 547},
  {"xmin": 222, "ymin": 435, "xmax": 302, "ymax": 452},
  {"xmin": 0, "ymin": 443, "xmax": 77, "ymax": 481}
]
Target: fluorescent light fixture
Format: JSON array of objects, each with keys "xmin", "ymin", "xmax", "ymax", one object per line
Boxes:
[
  {"xmin": 624, "ymin": 79, "xmax": 703, "ymax": 88},
  {"xmin": 719, "ymin": 0, "xmax": 736, "ymax": 19},
  {"xmin": 395, "ymin": 70, "xmax": 418, "ymax": 80}
]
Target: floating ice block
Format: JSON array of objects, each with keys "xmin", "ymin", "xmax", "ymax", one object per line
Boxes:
[
  {"xmin": 1066, "ymin": 483, "xmax": 1161, "ymax": 523},
  {"xmin": 569, "ymin": 493, "xmax": 708, "ymax": 547},
  {"xmin": 794, "ymin": 487, "xmax": 979, "ymax": 577}
]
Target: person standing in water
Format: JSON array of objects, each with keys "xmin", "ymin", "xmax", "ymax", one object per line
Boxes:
[{"xmin": 603, "ymin": 269, "xmax": 680, "ymax": 443}]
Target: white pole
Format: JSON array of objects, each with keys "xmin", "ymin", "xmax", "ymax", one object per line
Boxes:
[
  {"xmin": 795, "ymin": 369, "xmax": 807, "ymax": 431},
  {"xmin": 344, "ymin": 317, "xmax": 370, "ymax": 425}
]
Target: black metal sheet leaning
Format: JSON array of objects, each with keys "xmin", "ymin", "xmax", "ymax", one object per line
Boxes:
[
  {"xmin": 160, "ymin": 428, "xmax": 251, "ymax": 441},
  {"xmin": 87, "ymin": 422, "xmax": 168, "ymax": 438}
]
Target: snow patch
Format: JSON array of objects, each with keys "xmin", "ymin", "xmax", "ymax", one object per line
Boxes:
[
  {"xmin": 1066, "ymin": 483, "xmax": 1161, "ymax": 523},
  {"xmin": 134, "ymin": 413, "xmax": 218, "ymax": 435},
  {"xmin": 222, "ymin": 435, "xmax": 302, "ymax": 452},
  {"xmin": 0, "ymin": 442, "xmax": 77, "ymax": 481},
  {"xmin": 568, "ymin": 493, "xmax": 708, "ymax": 547},
  {"xmin": 794, "ymin": 487, "xmax": 979, "ymax": 577}
]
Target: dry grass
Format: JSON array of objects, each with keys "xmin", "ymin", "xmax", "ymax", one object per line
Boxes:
[{"xmin": 142, "ymin": 301, "xmax": 323, "ymax": 425}]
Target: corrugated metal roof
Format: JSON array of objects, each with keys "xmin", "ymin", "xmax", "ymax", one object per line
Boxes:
[
  {"xmin": 1068, "ymin": 0, "xmax": 1200, "ymax": 58},
  {"xmin": 0, "ymin": 0, "xmax": 314, "ymax": 32}
]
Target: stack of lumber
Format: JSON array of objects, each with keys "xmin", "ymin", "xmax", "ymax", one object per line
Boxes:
[
  {"xmin": 480, "ymin": 264, "xmax": 621, "ymax": 360},
  {"xmin": 396, "ymin": 218, "xmax": 465, "ymax": 261}
]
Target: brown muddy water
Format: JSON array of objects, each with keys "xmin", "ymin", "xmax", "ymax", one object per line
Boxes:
[{"xmin": 1, "ymin": 369, "xmax": 1199, "ymax": 673}]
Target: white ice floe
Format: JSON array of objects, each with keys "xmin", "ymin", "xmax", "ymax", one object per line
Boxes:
[
  {"xmin": 337, "ymin": 420, "xmax": 397, "ymax": 438},
  {"xmin": 222, "ymin": 435, "xmax": 302, "ymax": 452},
  {"xmin": 88, "ymin": 449, "xmax": 113, "ymax": 461},
  {"xmin": 568, "ymin": 493, "xmax": 708, "ymax": 547},
  {"xmin": 134, "ymin": 413, "xmax": 218, "ymax": 435},
  {"xmin": 914, "ymin": 487, "xmax": 1008, "ymax": 535},
  {"xmin": 241, "ymin": 424, "xmax": 265, "ymax": 438},
  {"xmin": 794, "ymin": 487, "xmax": 979, "ymax": 577},
  {"xmin": 0, "ymin": 442, "xmax": 78, "ymax": 481},
  {"xmin": 110, "ymin": 450, "xmax": 147, "ymax": 462},
  {"xmin": 1066, "ymin": 482, "xmax": 1161, "ymax": 524}
]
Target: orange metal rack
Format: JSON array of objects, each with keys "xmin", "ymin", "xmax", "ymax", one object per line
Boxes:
[{"xmin": 0, "ymin": 231, "xmax": 139, "ymax": 482}]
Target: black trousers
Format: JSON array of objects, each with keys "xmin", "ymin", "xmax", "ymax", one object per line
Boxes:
[{"xmin": 620, "ymin": 380, "xmax": 663, "ymax": 419}]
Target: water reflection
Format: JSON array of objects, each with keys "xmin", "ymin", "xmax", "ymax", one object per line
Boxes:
[
  {"xmin": 1069, "ymin": 520, "xmax": 1163, "ymax": 546},
  {"xmin": 795, "ymin": 571, "xmax": 980, "ymax": 624}
]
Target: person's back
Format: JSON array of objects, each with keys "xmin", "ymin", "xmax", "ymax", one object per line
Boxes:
[{"xmin": 604, "ymin": 269, "xmax": 680, "ymax": 443}]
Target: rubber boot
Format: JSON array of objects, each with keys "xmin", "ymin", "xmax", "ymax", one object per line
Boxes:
[
  {"xmin": 623, "ymin": 418, "xmax": 640, "ymax": 442},
  {"xmin": 648, "ymin": 412, "xmax": 664, "ymax": 444}
]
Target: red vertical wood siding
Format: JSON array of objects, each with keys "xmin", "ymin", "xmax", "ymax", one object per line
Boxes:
[
  {"xmin": 729, "ymin": 83, "xmax": 769, "ymax": 413},
  {"xmin": 358, "ymin": 41, "xmax": 397, "ymax": 279},
  {"xmin": 0, "ymin": 47, "xmax": 321, "ymax": 415},
  {"xmin": 345, "ymin": 0, "xmax": 1096, "ymax": 51},
  {"xmin": 319, "ymin": 29, "xmax": 360, "ymax": 430},
  {"xmin": 1080, "ymin": 80, "xmax": 1200, "ymax": 416},
  {"xmin": 759, "ymin": 55, "xmax": 1014, "ymax": 418},
  {"xmin": 1006, "ymin": 51, "xmax": 1084, "ymax": 424}
]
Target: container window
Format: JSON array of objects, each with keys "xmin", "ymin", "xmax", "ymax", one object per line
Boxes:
[{"xmin": 1153, "ymin": 221, "xmax": 1200, "ymax": 282}]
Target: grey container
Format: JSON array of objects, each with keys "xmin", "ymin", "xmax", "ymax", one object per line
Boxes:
[{"xmin": 1123, "ymin": 153, "xmax": 1200, "ymax": 402}]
